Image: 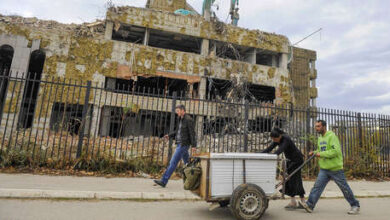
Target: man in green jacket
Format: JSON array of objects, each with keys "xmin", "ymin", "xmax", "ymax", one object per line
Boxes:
[{"xmin": 299, "ymin": 120, "xmax": 360, "ymax": 214}]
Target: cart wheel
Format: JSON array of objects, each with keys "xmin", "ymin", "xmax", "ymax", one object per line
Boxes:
[
  {"xmin": 264, "ymin": 199, "xmax": 269, "ymax": 211},
  {"xmin": 229, "ymin": 183, "xmax": 267, "ymax": 220}
]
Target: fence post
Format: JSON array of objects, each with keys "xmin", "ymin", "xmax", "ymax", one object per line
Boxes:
[
  {"xmin": 306, "ymin": 107, "xmax": 311, "ymax": 152},
  {"xmin": 244, "ymin": 100, "xmax": 249, "ymax": 152},
  {"xmin": 76, "ymin": 81, "xmax": 92, "ymax": 158},
  {"xmin": 357, "ymin": 112, "xmax": 363, "ymax": 149},
  {"xmin": 167, "ymin": 92, "xmax": 177, "ymax": 164}
]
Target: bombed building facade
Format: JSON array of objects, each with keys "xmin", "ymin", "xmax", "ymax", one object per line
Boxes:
[{"xmin": 0, "ymin": 0, "xmax": 318, "ymax": 151}]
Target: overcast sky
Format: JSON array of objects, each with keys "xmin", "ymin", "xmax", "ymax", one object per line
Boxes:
[{"xmin": 1, "ymin": 0, "xmax": 389, "ymax": 114}]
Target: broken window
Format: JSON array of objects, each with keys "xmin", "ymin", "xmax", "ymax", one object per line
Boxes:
[
  {"xmin": 104, "ymin": 76, "xmax": 188, "ymax": 97},
  {"xmin": 18, "ymin": 50, "xmax": 45, "ymax": 129},
  {"xmin": 245, "ymin": 83, "xmax": 275, "ymax": 102},
  {"xmin": 256, "ymin": 50, "xmax": 280, "ymax": 67},
  {"xmin": 206, "ymin": 78, "xmax": 233, "ymax": 100},
  {"xmin": 105, "ymin": 77, "xmax": 134, "ymax": 94},
  {"xmin": 0, "ymin": 44, "xmax": 14, "ymax": 120},
  {"xmin": 135, "ymin": 76, "xmax": 188, "ymax": 97},
  {"xmin": 248, "ymin": 117, "xmax": 272, "ymax": 132},
  {"xmin": 99, "ymin": 106, "xmax": 172, "ymax": 138},
  {"xmin": 148, "ymin": 29, "xmax": 201, "ymax": 54},
  {"xmin": 50, "ymin": 103, "xmax": 93, "ymax": 135},
  {"xmin": 203, "ymin": 116, "xmax": 243, "ymax": 135},
  {"xmin": 112, "ymin": 24, "xmax": 145, "ymax": 44},
  {"xmin": 210, "ymin": 40, "xmax": 252, "ymax": 62}
]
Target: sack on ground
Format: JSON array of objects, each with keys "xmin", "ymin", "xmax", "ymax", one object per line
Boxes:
[{"xmin": 182, "ymin": 159, "xmax": 202, "ymax": 190}]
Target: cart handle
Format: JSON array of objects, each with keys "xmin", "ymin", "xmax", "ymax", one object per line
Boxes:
[{"xmin": 275, "ymin": 153, "xmax": 316, "ymax": 189}]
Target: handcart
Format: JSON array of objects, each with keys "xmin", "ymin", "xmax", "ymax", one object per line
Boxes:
[{"xmin": 191, "ymin": 152, "xmax": 315, "ymax": 220}]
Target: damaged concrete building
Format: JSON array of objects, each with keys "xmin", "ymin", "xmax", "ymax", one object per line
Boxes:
[{"xmin": 0, "ymin": 0, "xmax": 318, "ymax": 152}]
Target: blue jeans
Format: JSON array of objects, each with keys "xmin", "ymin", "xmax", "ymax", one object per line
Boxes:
[
  {"xmin": 161, "ymin": 144, "xmax": 189, "ymax": 185},
  {"xmin": 307, "ymin": 169, "xmax": 360, "ymax": 209}
]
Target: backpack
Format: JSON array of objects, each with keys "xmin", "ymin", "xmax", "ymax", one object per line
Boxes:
[{"xmin": 182, "ymin": 158, "xmax": 202, "ymax": 190}]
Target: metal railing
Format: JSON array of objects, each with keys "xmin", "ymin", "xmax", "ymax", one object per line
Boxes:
[{"xmin": 0, "ymin": 72, "xmax": 389, "ymax": 177}]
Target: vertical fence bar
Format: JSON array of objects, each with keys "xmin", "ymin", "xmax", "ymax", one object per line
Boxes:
[
  {"xmin": 76, "ymin": 81, "xmax": 91, "ymax": 158},
  {"xmin": 24, "ymin": 72, "xmax": 40, "ymax": 154},
  {"xmin": 33, "ymin": 77, "xmax": 49, "ymax": 164},
  {"xmin": 243, "ymin": 100, "xmax": 249, "ymax": 152},
  {"xmin": 167, "ymin": 91, "xmax": 177, "ymax": 163},
  {"xmin": 85, "ymin": 83, "xmax": 97, "ymax": 158}
]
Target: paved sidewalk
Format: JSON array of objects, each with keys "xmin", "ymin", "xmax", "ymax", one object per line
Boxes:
[{"xmin": 1, "ymin": 173, "xmax": 389, "ymax": 201}]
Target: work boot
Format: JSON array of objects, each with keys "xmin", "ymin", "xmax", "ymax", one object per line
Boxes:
[
  {"xmin": 298, "ymin": 200, "xmax": 313, "ymax": 213},
  {"xmin": 153, "ymin": 179, "xmax": 166, "ymax": 188},
  {"xmin": 348, "ymin": 206, "xmax": 360, "ymax": 215}
]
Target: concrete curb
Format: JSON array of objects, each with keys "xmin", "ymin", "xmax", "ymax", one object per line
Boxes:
[
  {"xmin": 1, "ymin": 188, "xmax": 390, "ymax": 201},
  {"xmin": 0, "ymin": 189, "xmax": 201, "ymax": 201}
]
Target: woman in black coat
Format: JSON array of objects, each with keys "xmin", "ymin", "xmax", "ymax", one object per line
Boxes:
[{"xmin": 262, "ymin": 128, "xmax": 305, "ymax": 209}]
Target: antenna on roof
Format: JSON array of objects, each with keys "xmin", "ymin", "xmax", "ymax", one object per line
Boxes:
[{"xmin": 293, "ymin": 28, "xmax": 322, "ymax": 46}]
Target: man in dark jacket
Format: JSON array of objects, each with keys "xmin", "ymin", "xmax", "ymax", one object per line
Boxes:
[{"xmin": 154, "ymin": 105, "xmax": 196, "ymax": 187}]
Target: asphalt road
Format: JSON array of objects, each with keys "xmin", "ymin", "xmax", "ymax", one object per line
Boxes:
[{"xmin": 0, "ymin": 198, "xmax": 389, "ymax": 220}]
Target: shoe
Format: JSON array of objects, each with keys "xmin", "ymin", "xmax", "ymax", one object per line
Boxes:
[
  {"xmin": 153, "ymin": 179, "xmax": 166, "ymax": 188},
  {"xmin": 296, "ymin": 202, "xmax": 305, "ymax": 209},
  {"xmin": 298, "ymin": 200, "xmax": 313, "ymax": 213},
  {"xmin": 348, "ymin": 206, "xmax": 360, "ymax": 215},
  {"xmin": 284, "ymin": 204, "xmax": 298, "ymax": 210}
]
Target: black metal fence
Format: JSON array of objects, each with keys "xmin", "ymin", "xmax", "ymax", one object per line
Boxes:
[{"xmin": 0, "ymin": 72, "xmax": 389, "ymax": 177}]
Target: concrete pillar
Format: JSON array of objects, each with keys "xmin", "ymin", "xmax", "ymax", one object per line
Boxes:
[
  {"xmin": 188, "ymin": 83, "xmax": 193, "ymax": 98},
  {"xmin": 279, "ymin": 53, "xmax": 288, "ymax": 70},
  {"xmin": 10, "ymin": 36, "xmax": 31, "ymax": 77},
  {"xmin": 199, "ymin": 39, "xmax": 209, "ymax": 100},
  {"xmin": 201, "ymin": 39, "xmax": 209, "ymax": 56},
  {"xmin": 196, "ymin": 77, "xmax": 207, "ymax": 142},
  {"xmin": 143, "ymin": 28, "xmax": 150, "ymax": 46},
  {"xmin": 89, "ymin": 104, "xmax": 101, "ymax": 138},
  {"xmin": 105, "ymin": 21, "xmax": 114, "ymax": 40},
  {"xmin": 203, "ymin": 7, "xmax": 211, "ymax": 21},
  {"xmin": 99, "ymin": 106, "xmax": 111, "ymax": 136}
]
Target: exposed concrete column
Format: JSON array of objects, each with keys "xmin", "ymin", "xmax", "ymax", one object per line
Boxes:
[
  {"xmin": 143, "ymin": 28, "xmax": 150, "ymax": 46},
  {"xmin": 188, "ymin": 83, "xmax": 193, "ymax": 98},
  {"xmin": 99, "ymin": 106, "xmax": 111, "ymax": 136},
  {"xmin": 279, "ymin": 53, "xmax": 288, "ymax": 70},
  {"xmin": 203, "ymin": 5, "xmax": 211, "ymax": 21},
  {"xmin": 199, "ymin": 38, "xmax": 209, "ymax": 99},
  {"xmin": 196, "ymin": 77, "xmax": 207, "ymax": 144},
  {"xmin": 10, "ymin": 36, "xmax": 31, "ymax": 77},
  {"xmin": 88, "ymin": 104, "xmax": 101, "ymax": 138},
  {"xmin": 105, "ymin": 21, "xmax": 114, "ymax": 40},
  {"xmin": 201, "ymin": 39, "xmax": 209, "ymax": 57},
  {"xmin": 196, "ymin": 38, "xmax": 210, "ymax": 144}
]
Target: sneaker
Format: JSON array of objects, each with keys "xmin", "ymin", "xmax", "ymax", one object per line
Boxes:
[
  {"xmin": 348, "ymin": 206, "xmax": 360, "ymax": 215},
  {"xmin": 298, "ymin": 200, "xmax": 313, "ymax": 213},
  {"xmin": 284, "ymin": 203, "xmax": 298, "ymax": 210},
  {"xmin": 153, "ymin": 179, "xmax": 166, "ymax": 188}
]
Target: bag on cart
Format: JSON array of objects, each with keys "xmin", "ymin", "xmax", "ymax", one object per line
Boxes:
[{"xmin": 182, "ymin": 158, "xmax": 202, "ymax": 190}]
